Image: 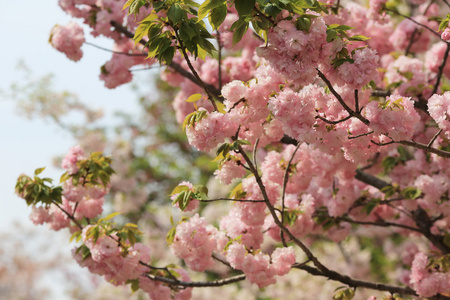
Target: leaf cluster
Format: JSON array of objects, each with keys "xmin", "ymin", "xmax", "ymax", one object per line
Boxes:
[
  {"xmin": 60, "ymin": 152, "xmax": 115, "ymax": 188},
  {"xmin": 15, "ymin": 168, "xmax": 62, "ymax": 206},
  {"xmin": 170, "ymin": 184, "xmax": 209, "ymax": 211},
  {"xmin": 381, "ymin": 146, "xmax": 413, "ymax": 174}
]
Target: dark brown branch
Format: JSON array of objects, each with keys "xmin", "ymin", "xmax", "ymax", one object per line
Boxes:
[
  {"xmin": 173, "ymin": 28, "xmax": 218, "ymax": 111},
  {"xmin": 355, "ymin": 169, "xmax": 391, "ymax": 190},
  {"xmin": 145, "ymin": 273, "xmax": 246, "ymax": 287},
  {"xmin": 316, "ymin": 69, "xmax": 370, "ymax": 125},
  {"xmin": 412, "ymin": 207, "xmax": 450, "ymax": 254},
  {"xmin": 109, "ymin": 20, "xmax": 223, "ymax": 101},
  {"xmin": 428, "ymin": 128, "xmax": 443, "ymax": 147},
  {"xmin": 348, "ymin": 131, "xmax": 374, "ymax": 140},
  {"xmin": 199, "ymin": 198, "xmax": 265, "ymax": 203},
  {"xmin": 237, "ymin": 144, "xmax": 329, "ymax": 273},
  {"xmin": 432, "ymin": 42, "xmax": 450, "ymax": 95},
  {"xmin": 337, "ymin": 217, "xmax": 422, "ymax": 233},
  {"xmin": 316, "ymin": 114, "xmax": 352, "ymax": 124},
  {"xmin": 53, "ymin": 201, "xmax": 83, "ymax": 230},
  {"xmin": 397, "ymin": 140, "xmax": 450, "ymax": 158},
  {"xmin": 280, "ymin": 142, "xmax": 301, "ymax": 246},
  {"xmin": 354, "ymin": 89, "xmax": 360, "ymax": 112},
  {"xmin": 253, "ymin": 6, "xmax": 275, "ymax": 25},
  {"xmin": 405, "ymin": 28, "xmax": 419, "ymax": 56},
  {"xmin": 85, "ymin": 41, "xmax": 147, "ymax": 56},
  {"xmin": 384, "ymin": 8, "xmax": 441, "ymax": 38},
  {"xmin": 292, "ymin": 264, "xmax": 419, "ymax": 297}
]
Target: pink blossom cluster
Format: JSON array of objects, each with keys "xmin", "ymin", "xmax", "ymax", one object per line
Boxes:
[
  {"xmin": 257, "ymin": 17, "xmax": 331, "ymax": 86},
  {"xmin": 389, "ymin": 16, "xmax": 433, "ymax": 53},
  {"xmin": 99, "ymin": 40, "xmax": 153, "ymax": 89},
  {"xmin": 226, "ymin": 243, "xmax": 295, "ymax": 287},
  {"xmin": 425, "ymin": 42, "xmax": 450, "ymax": 80},
  {"xmin": 220, "ymin": 206, "xmax": 264, "ymax": 249},
  {"xmin": 428, "ymin": 92, "xmax": 450, "ymax": 138},
  {"xmin": 326, "ymin": 47, "xmax": 379, "ymax": 89},
  {"xmin": 139, "ymin": 269, "xmax": 192, "ymax": 300},
  {"xmin": 61, "ymin": 145, "xmax": 86, "ymax": 174},
  {"xmin": 170, "ymin": 214, "xmax": 225, "ymax": 272},
  {"xmin": 384, "ymin": 55, "xmax": 429, "ymax": 98},
  {"xmin": 170, "ymin": 181, "xmax": 199, "ymax": 212},
  {"xmin": 29, "ymin": 204, "xmax": 70, "ymax": 231},
  {"xmin": 58, "ymin": 0, "xmax": 125, "ymax": 40},
  {"xmin": 409, "ymin": 252, "xmax": 450, "ymax": 297},
  {"xmin": 268, "ymin": 87, "xmax": 317, "ymax": 142},
  {"xmin": 185, "ymin": 110, "xmax": 237, "ymax": 152},
  {"xmin": 213, "ymin": 151, "xmax": 246, "ymax": 185},
  {"xmin": 50, "ymin": 22, "xmax": 85, "ymax": 61},
  {"xmin": 75, "ymin": 228, "xmax": 151, "ymax": 286},
  {"xmin": 365, "ymin": 95, "xmax": 420, "ymax": 141}
]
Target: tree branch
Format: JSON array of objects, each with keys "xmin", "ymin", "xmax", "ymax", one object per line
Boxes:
[
  {"xmin": 110, "ymin": 20, "xmax": 223, "ymax": 101},
  {"xmin": 316, "ymin": 69, "xmax": 370, "ymax": 125},
  {"xmin": 145, "ymin": 273, "xmax": 246, "ymax": 287}
]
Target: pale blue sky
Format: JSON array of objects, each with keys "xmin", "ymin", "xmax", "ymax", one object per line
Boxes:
[
  {"xmin": 0, "ymin": 2, "xmax": 151, "ymax": 298},
  {"xmin": 0, "ymin": 2, "xmax": 145, "ymax": 229}
]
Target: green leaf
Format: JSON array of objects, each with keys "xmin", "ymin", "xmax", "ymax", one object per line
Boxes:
[
  {"xmin": 401, "ymin": 187, "xmax": 422, "ymax": 200},
  {"xmin": 123, "ymin": 0, "xmax": 135, "ymax": 10},
  {"xmin": 333, "ymin": 287, "xmax": 355, "ymax": 300},
  {"xmin": 439, "ymin": 14, "xmax": 450, "ymax": 31},
  {"xmin": 168, "ymin": 4, "xmax": 186, "ymax": 25},
  {"xmin": 381, "ymin": 185, "xmax": 397, "ymax": 198},
  {"xmin": 69, "ymin": 230, "xmax": 82, "ymax": 243},
  {"xmin": 186, "ymin": 93, "xmax": 202, "ymax": 103},
  {"xmin": 382, "ymin": 156, "xmax": 398, "ymax": 173},
  {"xmin": 326, "ymin": 29, "xmax": 337, "ymax": 42},
  {"xmin": 348, "ymin": 34, "xmax": 370, "ymax": 41},
  {"xmin": 166, "ymin": 227, "xmax": 177, "ymax": 245},
  {"xmin": 130, "ymin": 279, "xmax": 140, "ymax": 293},
  {"xmin": 328, "ymin": 24, "xmax": 353, "ymax": 31},
  {"xmin": 160, "ymin": 46, "xmax": 175, "ymax": 65},
  {"xmin": 127, "ymin": 230, "xmax": 137, "ymax": 245},
  {"xmin": 171, "ymin": 185, "xmax": 190, "ymax": 195},
  {"xmin": 34, "ymin": 167, "xmax": 46, "ymax": 176},
  {"xmin": 264, "ymin": 3, "xmax": 282, "ymax": 19},
  {"xmin": 291, "ymin": 0, "xmax": 316, "ymax": 9},
  {"xmin": 232, "ymin": 20, "xmax": 249, "ymax": 45},
  {"xmin": 295, "ymin": 17, "xmax": 311, "ymax": 32},
  {"xmin": 209, "ymin": 3, "xmax": 227, "ymax": 30},
  {"xmin": 198, "ymin": 0, "xmax": 226, "ymax": 21},
  {"xmin": 362, "ymin": 198, "xmax": 380, "ymax": 215},
  {"xmin": 99, "ymin": 212, "xmax": 121, "ymax": 223},
  {"xmin": 235, "ymin": 0, "xmax": 255, "ymax": 16}
]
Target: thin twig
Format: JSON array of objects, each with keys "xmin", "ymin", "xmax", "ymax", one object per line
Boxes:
[
  {"xmin": 354, "ymin": 89, "xmax": 360, "ymax": 113},
  {"xmin": 217, "ymin": 30, "xmax": 223, "ymax": 91},
  {"xmin": 316, "ymin": 114, "xmax": 352, "ymax": 124},
  {"xmin": 337, "ymin": 217, "xmax": 422, "ymax": 233},
  {"xmin": 85, "ymin": 41, "xmax": 147, "ymax": 56},
  {"xmin": 384, "ymin": 8, "xmax": 440, "ymax": 38},
  {"xmin": 109, "ymin": 20, "xmax": 223, "ymax": 101},
  {"xmin": 146, "ymin": 273, "xmax": 246, "ymax": 288},
  {"xmin": 280, "ymin": 142, "xmax": 301, "ymax": 246},
  {"xmin": 173, "ymin": 28, "xmax": 218, "ymax": 111},
  {"xmin": 53, "ymin": 201, "xmax": 83, "ymax": 230},
  {"xmin": 428, "ymin": 128, "xmax": 443, "ymax": 147},
  {"xmin": 397, "ymin": 139, "xmax": 450, "ymax": 158},
  {"xmin": 432, "ymin": 42, "xmax": 450, "ymax": 95},
  {"xmin": 253, "ymin": 138, "xmax": 260, "ymax": 174},
  {"xmin": 316, "ymin": 69, "xmax": 370, "ymax": 125},
  {"xmin": 348, "ymin": 131, "xmax": 374, "ymax": 140},
  {"xmin": 199, "ymin": 198, "xmax": 265, "ymax": 203}
]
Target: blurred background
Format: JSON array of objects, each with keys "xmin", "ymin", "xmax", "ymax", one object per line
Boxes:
[{"xmin": 0, "ymin": 2, "xmax": 143, "ymax": 298}]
